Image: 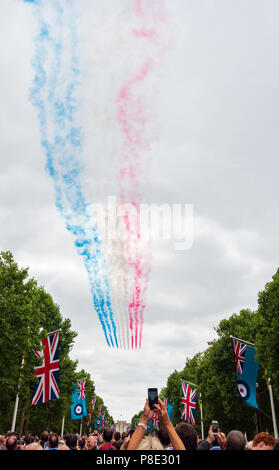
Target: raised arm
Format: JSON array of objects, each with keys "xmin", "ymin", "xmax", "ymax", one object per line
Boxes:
[
  {"xmin": 154, "ymin": 399, "xmax": 185, "ymax": 450},
  {"xmin": 127, "ymin": 399, "xmax": 154, "ymax": 450}
]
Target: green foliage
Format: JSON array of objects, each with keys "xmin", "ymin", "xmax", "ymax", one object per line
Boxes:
[
  {"xmin": 256, "ymin": 269, "xmax": 279, "ymax": 399},
  {"xmin": 0, "ymin": 251, "xmax": 113, "ymax": 435},
  {"xmin": 160, "ymin": 307, "xmax": 276, "ymax": 440}
]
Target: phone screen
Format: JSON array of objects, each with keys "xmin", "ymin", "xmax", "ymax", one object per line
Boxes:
[
  {"xmin": 148, "ymin": 388, "xmax": 158, "ymax": 409},
  {"xmin": 212, "ymin": 420, "xmax": 218, "ymax": 434}
]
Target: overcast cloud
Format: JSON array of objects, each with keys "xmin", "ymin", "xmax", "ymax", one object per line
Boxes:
[{"xmin": 1, "ymin": 0, "xmax": 279, "ymax": 423}]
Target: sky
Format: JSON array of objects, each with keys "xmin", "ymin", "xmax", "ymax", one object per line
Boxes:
[{"xmin": 1, "ymin": 0, "xmax": 279, "ymax": 423}]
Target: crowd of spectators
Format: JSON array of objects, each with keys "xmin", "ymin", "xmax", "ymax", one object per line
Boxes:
[{"xmin": 0, "ymin": 398, "xmax": 278, "ymax": 451}]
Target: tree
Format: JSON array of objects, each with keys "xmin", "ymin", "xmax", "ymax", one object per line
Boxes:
[
  {"xmin": 0, "ymin": 251, "xmax": 44, "ymax": 431},
  {"xmin": 256, "ymin": 268, "xmax": 279, "ymax": 400}
]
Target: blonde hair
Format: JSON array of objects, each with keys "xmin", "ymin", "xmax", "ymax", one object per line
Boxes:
[{"xmin": 137, "ymin": 436, "xmax": 164, "ymax": 450}]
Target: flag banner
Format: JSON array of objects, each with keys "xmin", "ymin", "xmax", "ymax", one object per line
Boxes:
[
  {"xmin": 152, "ymin": 411, "xmax": 160, "ymax": 431},
  {"xmin": 167, "ymin": 402, "xmax": 174, "ymax": 423},
  {"xmin": 71, "ymin": 381, "xmax": 87, "ymax": 420},
  {"xmin": 31, "ymin": 331, "xmax": 60, "ymax": 406},
  {"xmin": 147, "ymin": 419, "xmax": 153, "ymax": 433},
  {"xmin": 181, "ymin": 380, "xmax": 197, "ymax": 425},
  {"xmin": 163, "ymin": 398, "xmax": 174, "ymax": 423},
  {"xmin": 77, "ymin": 378, "xmax": 86, "ymax": 400},
  {"xmin": 91, "ymin": 396, "xmax": 96, "ymax": 410},
  {"xmin": 233, "ymin": 338, "xmax": 259, "ymax": 409},
  {"xmin": 88, "ymin": 396, "xmax": 97, "ymax": 425},
  {"xmin": 94, "ymin": 406, "xmax": 102, "ymax": 429}
]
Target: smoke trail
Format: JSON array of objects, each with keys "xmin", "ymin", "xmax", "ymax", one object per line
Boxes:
[
  {"xmin": 116, "ymin": 2, "xmax": 164, "ymax": 349},
  {"xmin": 26, "ymin": 0, "xmax": 118, "ymax": 347}
]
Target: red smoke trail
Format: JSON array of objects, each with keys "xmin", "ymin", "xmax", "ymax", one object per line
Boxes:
[{"xmin": 116, "ymin": 0, "xmax": 165, "ymax": 348}]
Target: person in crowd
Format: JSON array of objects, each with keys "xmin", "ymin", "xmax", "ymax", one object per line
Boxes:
[
  {"xmin": 99, "ymin": 429, "xmax": 117, "ymax": 450},
  {"xmin": 79, "ymin": 437, "xmax": 87, "ymax": 450},
  {"xmin": 6, "ymin": 436, "xmax": 20, "ymax": 451},
  {"xmin": 40, "ymin": 430, "xmax": 49, "ymax": 449},
  {"xmin": 251, "ymin": 432, "xmax": 275, "ymax": 450},
  {"xmin": 24, "ymin": 442, "xmax": 43, "ymax": 451},
  {"xmin": 87, "ymin": 435, "xmax": 99, "ymax": 450},
  {"xmin": 225, "ymin": 430, "xmax": 246, "ymax": 450},
  {"xmin": 0, "ymin": 435, "xmax": 6, "ymax": 451},
  {"xmin": 127, "ymin": 398, "xmax": 185, "ymax": 451},
  {"xmin": 65, "ymin": 433, "xmax": 79, "ymax": 450},
  {"xmin": 112, "ymin": 431, "xmax": 123, "ymax": 450},
  {"xmin": 137, "ymin": 435, "xmax": 164, "ymax": 450},
  {"xmin": 175, "ymin": 422, "xmax": 198, "ymax": 450},
  {"xmin": 120, "ymin": 434, "xmax": 131, "ymax": 450},
  {"xmin": 58, "ymin": 441, "xmax": 70, "ymax": 450},
  {"xmin": 23, "ymin": 433, "xmax": 35, "ymax": 448},
  {"xmin": 273, "ymin": 439, "xmax": 279, "ymax": 450},
  {"xmin": 46, "ymin": 433, "xmax": 59, "ymax": 450},
  {"xmin": 158, "ymin": 427, "xmax": 173, "ymax": 450},
  {"xmin": 198, "ymin": 425, "xmax": 226, "ymax": 450}
]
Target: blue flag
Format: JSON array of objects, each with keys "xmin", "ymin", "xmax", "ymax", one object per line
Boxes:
[
  {"xmin": 167, "ymin": 403, "xmax": 174, "ymax": 422},
  {"xmin": 95, "ymin": 414, "xmax": 102, "ymax": 429},
  {"xmin": 71, "ymin": 383, "xmax": 87, "ymax": 420},
  {"xmin": 147, "ymin": 419, "xmax": 153, "ymax": 433},
  {"xmin": 233, "ymin": 339, "xmax": 259, "ymax": 409}
]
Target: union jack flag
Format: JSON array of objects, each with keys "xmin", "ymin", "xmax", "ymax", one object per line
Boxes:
[
  {"xmin": 78, "ymin": 378, "xmax": 86, "ymax": 400},
  {"xmin": 90, "ymin": 396, "xmax": 96, "ymax": 411},
  {"xmin": 181, "ymin": 381, "xmax": 197, "ymax": 425},
  {"xmin": 31, "ymin": 332, "xmax": 60, "ymax": 406},
  {"xmin": 233, "ymin": 339, "xmax": 247, "ymax": 375},
  {"xmin": 152, "ymin": 411, "xmax": 160, "ymax": 430}
]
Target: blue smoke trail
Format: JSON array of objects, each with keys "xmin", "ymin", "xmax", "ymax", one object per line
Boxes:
[{"xmin": 25, "ymin": 0, "xmax": 118, "ymax": 347}]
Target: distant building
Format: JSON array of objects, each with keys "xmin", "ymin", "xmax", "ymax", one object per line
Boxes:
[{"xmin": 115, "ymin": 420, "xmax": 131, "ymax": 433}]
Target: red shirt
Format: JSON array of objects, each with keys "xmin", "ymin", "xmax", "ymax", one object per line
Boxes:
[{"xmin": 99, "ymin": 443, "xmax": 117, "ymax": 450}]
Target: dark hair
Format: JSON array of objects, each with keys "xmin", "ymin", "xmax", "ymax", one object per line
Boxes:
[
  {"xmin": 113, "ymin": 432, "xmax": 121, "ymax": 441},
  {"xmin": 113, "ymin": 440, "xmax": 123, "ymax": 450},
  {"xmin": 65, "ymin": 433, "xmax": 78, "ymax": 449},
  {"xmin": 79, "ymin": 438, "xmax": 85, "ymax": 449},
  {"xmin": 175, "ymin": 422, "xmax": 198, "ymax": 451},
  {"xmin": 158, "ymin": 427, "xmax": 171, "ymax": 447},
  {"xmin": 226, "ymin": 430, "xmax": 246, "ymax": 450},
  {"xmin": 48, "ymin": 434, "xmax": 59, "ymax": 449},
  {"xmin": 40, "ymin": 431, "xmax": 49, "ymax": 442},
  {"xmin": 6, "ymin": 436, "xmax": 18, "ymax": 451},
  {"xmin": 24, "ymin": 434, "xmax": 34, "ymax": 445},
  {"xmin": 103, "ymin": 429, "xmax": 113, "ymax": 442}
]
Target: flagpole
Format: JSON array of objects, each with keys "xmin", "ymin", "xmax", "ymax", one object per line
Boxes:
[
  {"xmin": 46, "ymin": 329, "xmax": 62, "ymax": 336},
  {"xmin": 181, "ymin": 379, "xmax": 198, "ymax": 388},
  {"xmin": 199, "ymin": 393, "xmax": 204, "ymax": 440},
  {"xmin": 61, "ymin": 416, "xmax": 65, "ymax": 437},
  {"xmin": 268, "ymin": 378, "xmax": 278, "ymax": 439},
  {"xmin": 11, "ymin": 356, "xmax": 25, "ymax": 432},
  {"xmin": 230, "ymin": 335, "xmax": 254, "ymax": 346}
]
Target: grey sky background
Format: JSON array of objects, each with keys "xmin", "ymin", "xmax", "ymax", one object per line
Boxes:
[{"xmin": 1, "ymin": 0, "xmax": 279, "ymax": 422}]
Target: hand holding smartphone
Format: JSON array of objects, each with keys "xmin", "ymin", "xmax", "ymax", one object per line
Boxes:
[
  {"xmin": 148, "ymin": 388, "xmax": 158, "ymax": 410},
  {"xmin": 212, "ymin": 420, "xmax": 218, "ymax": 434}
]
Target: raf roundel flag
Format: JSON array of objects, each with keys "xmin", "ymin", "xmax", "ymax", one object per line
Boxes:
[
  {"xmin": 71, "ymin": 380, "xmax": 87, "ymax": 420},
  {"xmin": 233, "ymin": 338, "xmax": 259, "ymax": 409}
]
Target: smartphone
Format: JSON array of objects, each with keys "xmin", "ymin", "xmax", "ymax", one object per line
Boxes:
[
  {"xmin": 212, "ymin": 420, "xmax": 218, "ymax": 434},
  {"xmin": 148, "ymin": 388, "xmax": 158, "ymax": 410}
]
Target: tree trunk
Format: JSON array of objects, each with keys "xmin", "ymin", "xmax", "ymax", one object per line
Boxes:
[{"xmin": 18, "ymin": 399, "xmax": 27, "ymax": 437}]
